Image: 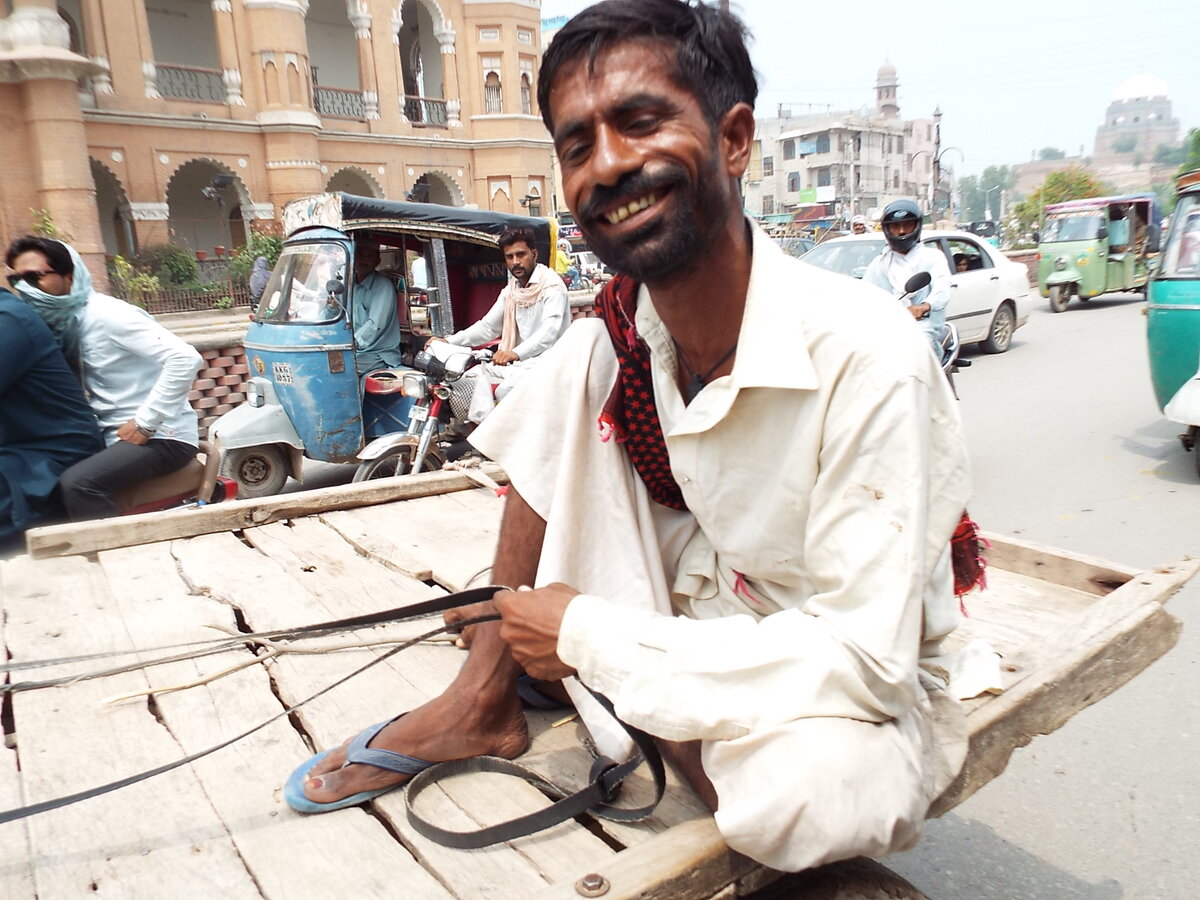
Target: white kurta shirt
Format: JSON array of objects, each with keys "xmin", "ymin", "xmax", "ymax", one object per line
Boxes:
[
  {"xmin": 80, "ymin": 292, "xmax": 203, "ymax": 446},
  {"xmin": 447, "ymin": 264, "xmax": 569, "ymax": 361},
  {"xmin": 862, "ymin": 243, "xmax": 952, "ymax": 348}
]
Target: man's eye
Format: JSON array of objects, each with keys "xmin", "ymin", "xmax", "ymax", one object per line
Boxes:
[
  {"xmin": 626, "ymin": 116, "xmax": 660, "ymax": 133},
  {"xmin": 560, "ymin": 141, "xmax": 590, "ymax": 163}
]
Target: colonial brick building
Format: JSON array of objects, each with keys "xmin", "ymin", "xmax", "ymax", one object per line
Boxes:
[{"xmin": 0, "ymin": 0, "xmax": 554, "ymax": 281}]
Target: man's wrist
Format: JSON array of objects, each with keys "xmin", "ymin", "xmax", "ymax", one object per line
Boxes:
[{"xmin": 134, "ymin": 420, "xmax": 157, "ymax": 438}]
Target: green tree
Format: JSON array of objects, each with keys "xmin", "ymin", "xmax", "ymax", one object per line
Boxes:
[
  {"xmin": 1038, "ymin": 147, "xmax": 1066, "ymax": 161},
  {"xmin": 1009, "ymin": 166, "xmax": 1110, "ymax": 241},
  {"xmin": 1154, "ymin": 142, "xmax": 1184, "ymax": 168},
  {"xmin": 979, "ymin": 165, "xmax": 1015, "ymax": 220},
  {"xmin": 1112, "ymin": 133, "xmax": 1138, "ymax": 154},
  {"xmin": 229, "ymin": 228, "xmax": 284, "ymax": 281},
  {"xmin": 959, "ymin": 174, "xmax": 982, "ymax": 221},
  {"xmin": 1180, "ymin": 128, "xmax": 1200, "ymax": 174}
]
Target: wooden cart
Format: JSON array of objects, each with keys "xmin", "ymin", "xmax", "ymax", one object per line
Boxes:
[{"xmin": 1, "ymin": 470, "xmax": 1193, "ymax": 899}]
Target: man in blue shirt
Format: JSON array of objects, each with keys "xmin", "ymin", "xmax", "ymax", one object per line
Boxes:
[
  {"xmin": 0, "ymin": 286, "xmax": 103, "ymax": 549},
  {"xmin": 350, "ymin": 241, "xmax": 403, "ymax": 375}
]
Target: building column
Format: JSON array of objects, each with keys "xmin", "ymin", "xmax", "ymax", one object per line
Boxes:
[
  {"xmin": 210, "ymin": 0, "xmax": 245, "ymax": 107},
  {"xmin": 78, "ymin": 0, "xmax": 112, "ymax": 95},
  {"xmin": 435, "ymin": 25, "xmax": 461, "ymax": 127},
  {"xmin": 6, "ymin": 2, "xmax": 108, "ymax": 283},
  {"xmin": 347, "ymin": 1, "xmax": 379, "ymax": 119}
]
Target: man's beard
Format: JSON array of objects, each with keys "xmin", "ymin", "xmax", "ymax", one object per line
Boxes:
[{"xmin": 576, "ymin": 155, "xmax": 727, "ymax": 284}]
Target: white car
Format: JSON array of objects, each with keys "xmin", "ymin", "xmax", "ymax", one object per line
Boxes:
[{"xmin": 801, "ymin": 230, "xmax": 1031, "ymax": 353}]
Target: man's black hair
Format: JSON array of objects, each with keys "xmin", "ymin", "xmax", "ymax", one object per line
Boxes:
[
  {"xmin": 498, "ymin": 226, "xmax": 537, "ymax": 252},
  {"xmin": 537, "ymin": 0, "xmax": 757, "ymax": 135},
  {"xmin": 6, "ymin": 235, "xmax": 73, "ymax": 274}
]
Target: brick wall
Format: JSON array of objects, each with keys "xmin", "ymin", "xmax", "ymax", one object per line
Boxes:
[{"xmin": 189, "ymin": 346, "xmax": 250, "ymax": 439}]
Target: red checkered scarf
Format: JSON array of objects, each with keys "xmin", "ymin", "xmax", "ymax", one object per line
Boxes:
[
  {"xmin": 593, "ymin": 273, "xmax": 987, "ymax": 601},
  {"xmin": 594, "ymin": 274, "xmax": 687, "ymax": 511}
]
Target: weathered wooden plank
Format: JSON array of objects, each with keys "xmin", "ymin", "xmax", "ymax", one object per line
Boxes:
[
  {"xmin": 981, "ymin": 531, "xmax": 1141, "ymax": 595},
  {"xmin": 929, "ymin": 557, "xmax": 1195, "ymax": 814},
  {"xmin": 0, "ymin": 565, "xmax": 36, "ymax": 900},
  {"xmin": 323, "ymin": 488, "xmax": 505, "ymax": 591},
  {"xmin": 97, "ymin": 541, "xmax": 451, "ymax": 899},
  {"xmin": 171, "ymin": 528, "xmax": 612, "ymax": 896},
  {"xmin": 24, "ymin": 465, "xmax": 509, "ymax": 559},
  {"xmin": 2, "ymin": 554, "xmax": 265, "ymax": 899}
]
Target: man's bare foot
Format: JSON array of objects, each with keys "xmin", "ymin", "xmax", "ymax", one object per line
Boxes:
[
  {"xmin": 301, "ymin": 685, "xmax": 528, "ymax": 804},
  {"xmin": 444, "ymin": 600, "xmax": 495, "ymax": 649}
]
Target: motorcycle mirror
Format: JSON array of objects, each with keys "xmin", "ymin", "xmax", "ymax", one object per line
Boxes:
[{"xmin": 903, "ymin": 272, "xmax": 932, "ymax": 293}]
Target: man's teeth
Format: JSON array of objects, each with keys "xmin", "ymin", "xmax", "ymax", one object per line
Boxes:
[{"xmin": 605, "ymin": 194, "xmax": 658, "ymax": 225}]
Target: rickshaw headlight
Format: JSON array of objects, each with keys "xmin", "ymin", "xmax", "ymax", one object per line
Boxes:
[
  {"xmin": 402, "ymin": 373, "xmax": 428, "ymax": 398},
  {"xmin": 1054, "ymin": 256, "xmax": 1068, "ymax": 271},
  {"xmin": 1076, "ymin": 253, "xmax": 1089, "ymax": 267},
  {"xmin": 246, "ymin": 380, "xmax": 266, "ymax": 408}
]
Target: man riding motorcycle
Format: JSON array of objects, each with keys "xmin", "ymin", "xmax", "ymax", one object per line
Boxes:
[{"xmin": 861, "ymin": 199, "xmax": 951, "ymax": 354}]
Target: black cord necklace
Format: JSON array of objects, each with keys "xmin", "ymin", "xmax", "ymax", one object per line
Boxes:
[{"xmin": 673, "ymin": 338, "xmax": 738, "ymax": 403}]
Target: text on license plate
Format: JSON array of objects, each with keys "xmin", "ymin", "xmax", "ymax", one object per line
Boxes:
[{"xmin": 411, "ymin": 404, "xmax": 430, "ymax": 422}]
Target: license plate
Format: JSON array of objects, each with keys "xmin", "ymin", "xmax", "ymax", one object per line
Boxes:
[{"xmin": 410, "ymin": 404, "xmax": 430, "ymax": 422}]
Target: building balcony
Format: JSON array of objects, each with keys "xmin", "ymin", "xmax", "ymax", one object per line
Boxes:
[
  {"xmin": 156, "ymin": 64, "xmax": 227, "ymax": 103},
  {"xmin": 314, "ymin": 85, "xmax": 364, "ymax": 120},
  {"xmin": 404, "ymin": 95, "xmax": 447, "ymax": 128}
]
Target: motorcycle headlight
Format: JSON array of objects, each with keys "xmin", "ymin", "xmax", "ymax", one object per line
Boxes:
[
  {"xmin": 1054, "ymin": 256, "xmax": 1068, "ymax": 271},
  {"xmin": 402, "ymin": 373, "xmax": 428, "ymax": 398}
]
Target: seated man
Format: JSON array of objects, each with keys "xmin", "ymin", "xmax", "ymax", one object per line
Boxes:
[
  {"xmin": 6, "ymin": 236, "xmax": 203, "ymax": 522},
  {"xmin": 438, "ymin": 226, "xmax": 569, "ymax": 418},
  {"xmin": 287, "ymin": 0, "xmax": 971, "ymax": 875},
  {"xmin": 350, "ymin": 240, "xmax": 403, "ymax": 376},
  {"xmin": 0, "ymin": 284, "xmax": 103, "ymax": 549}
]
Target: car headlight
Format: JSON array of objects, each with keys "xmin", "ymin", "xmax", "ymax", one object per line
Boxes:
[
  {"xmin": 402, "ymin": 373, "xmax": 428, "ymax": 398},
  {"xmin": 1054, "ymin": 256, "xmax": 1068, "ymax": 271}
]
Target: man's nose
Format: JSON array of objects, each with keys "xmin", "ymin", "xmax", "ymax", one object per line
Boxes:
[{"xmin": 590, "ymin": 124, "xmax": 643, "ymax": 187}]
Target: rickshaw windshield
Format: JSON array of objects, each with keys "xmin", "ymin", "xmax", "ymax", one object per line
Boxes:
[
  {"xmin": 1042, "ymin": 212, "xmax": 1104, "ymax": 243},
  {"xmin": 1159, "ymin": 194, "xmax": 1200, "ymax": 277},
  {"xmin": 255, "ymin": 244, "xmax": 348, "ymax": 324}
]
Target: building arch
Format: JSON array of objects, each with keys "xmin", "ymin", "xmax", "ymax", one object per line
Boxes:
[
  {"xmin": 90, "ymin": 158, "xmax": 136, "ymax": 259},
  {"xmin": 165, "ymin": 158, "xmax": 251, "ymax": 254},
  {"xmin": 326, "ymin": 166, "xmax": 385, "ymax": 198},
  {"xmin": 398, "ymin": 0, "xmax": 446, "ymax": 104},
  {"xmin": 409, "ymin": 170, "xmax": 463, "ymax": 206}
]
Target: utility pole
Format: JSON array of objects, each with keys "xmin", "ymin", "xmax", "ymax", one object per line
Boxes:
[{"xmin": 931, "ymin": 106, "xmax": 942, "ymax": 219}]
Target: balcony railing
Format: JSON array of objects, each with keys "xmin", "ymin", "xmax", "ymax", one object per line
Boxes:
[
  {"xmin": 404, "ymin": 95, "xmax": 448, "ymax": 127},
  {"xmin": 314, "ymin": 85, "xmax": 365, "ymax": 120},
  {"xmin": 156, "ymin": 64, "xmax": 226, "ymax": 103}
]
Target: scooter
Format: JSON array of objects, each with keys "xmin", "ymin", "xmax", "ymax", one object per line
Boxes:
[
  {"xmin": 896, "ymin": 271, "xmax": 970, "ymax": 392},
  {"xmin": 113, "ymin": 440, "xmax": 238, "ymax": 515},
  {"xmin": 353, "ymin": 344, "xmax": 488, "ymax": 480}
]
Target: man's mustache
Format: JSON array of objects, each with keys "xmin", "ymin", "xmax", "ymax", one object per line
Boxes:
[{"xmin": 577, "ymin": 167, "xmax": 686, "ymax": 223}]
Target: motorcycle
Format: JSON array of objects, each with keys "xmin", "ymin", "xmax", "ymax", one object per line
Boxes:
[
  {"xmin": 353, "ymin": 343, "xmax": 489, "ymax": 480},
  {"xmin": 113, "ymin": 440, "xmax": 238, "ymax": 515},
  {"xmin": 896, "ymin": 271, "xmax": 969, "ymax": 392}
]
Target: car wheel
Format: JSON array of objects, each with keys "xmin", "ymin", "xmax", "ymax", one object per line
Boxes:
[
  {"xmin": 981, "ymin": 302, "xmax": 1015, "ymax": 353},
  {"xmin": 1049, "ymin": 284, "xmax": 1070, "ymax": 313},
  {"xmin": 352, "ymin": 444, "xmax": 444, "ymax": 481},
  {"xmin": 219, "ymin": 445, "xmax": 289, "ymax": 498}
]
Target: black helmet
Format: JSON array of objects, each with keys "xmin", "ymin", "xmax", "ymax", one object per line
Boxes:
[{"xmin": 880, "ymin": 199, "xmax": 923, "ymax": 254}]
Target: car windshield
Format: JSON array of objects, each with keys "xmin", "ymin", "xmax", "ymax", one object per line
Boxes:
[
  {"xmin": 1159, "ymin": 194, "xmax": 1200, "ymax": 277},
  {"xmin": 800, "ymin": 238, "xmax": 885, "ymax": 278},
  {"xmin": 1042, "ymin": 212, "xmax": 1104, "ymax": 243},
  {"xmin": 255, "ymin": 244, "xmax": 348, "ymax": 325}
]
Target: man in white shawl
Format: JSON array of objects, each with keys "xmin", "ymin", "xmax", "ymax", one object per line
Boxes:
[{"xmin": 437, "ymin": 226, "xmax": 570, "ymax": 421}]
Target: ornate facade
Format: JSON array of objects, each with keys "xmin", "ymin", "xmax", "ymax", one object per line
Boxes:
[{"xmin": 0, "ymin": 0, "xmax": 553, "ymax": 279}]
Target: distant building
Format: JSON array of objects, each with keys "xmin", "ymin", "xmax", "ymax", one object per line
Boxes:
[
  {"xmin": 745, "ymin": 61, "xmax": 937, "ymax": 230},
  {"xmin": 1093, "ymin": 74, "xmax": 1180, "ymax": 165}
]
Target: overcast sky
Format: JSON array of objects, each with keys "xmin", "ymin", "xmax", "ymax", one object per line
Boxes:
[{"xmin": 539, "ymin": 0, "xmax": 1199, "ymax": 178}]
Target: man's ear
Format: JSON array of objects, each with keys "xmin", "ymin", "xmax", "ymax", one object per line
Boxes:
[{"xmin": 719, "ymin": 102, "xmax": 756, "ymax": 179}]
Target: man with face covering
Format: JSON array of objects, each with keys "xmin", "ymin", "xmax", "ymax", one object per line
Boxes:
[
  {"xmin": 6, "ymin": 237, "xmax": 203, "ymax": 521},
  {"xmin": 285, "ymin": 0, "xmax": 974, "ymax": 874}
]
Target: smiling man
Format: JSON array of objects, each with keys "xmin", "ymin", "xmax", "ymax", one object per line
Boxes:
[{"xmin": 286, "ymin": 0, "xmax": 973, "ymax": 873}]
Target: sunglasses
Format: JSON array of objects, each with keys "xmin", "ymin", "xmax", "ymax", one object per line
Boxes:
[{"xmin": 9, "ymin": 269, "xmax": 55, "ymax": 289}]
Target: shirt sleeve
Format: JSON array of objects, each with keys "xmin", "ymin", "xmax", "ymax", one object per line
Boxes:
[
  {"xmin": 107, "ymin": 306, "xmax": 203, "ymax": 432},
  {"xmin": 922, "ymin": 248, "xmax": 953, "ymax": 313},
  {"xmin": 448, "ymin": 295, "xmax": 505, "ymax": 347},
  {"xmin": 558, "ymin": 369, "xmax": 952, "ymax": 743},
  {"xmin": 511, "ymin": 287, "xmax": 569, "ymax": 360}
]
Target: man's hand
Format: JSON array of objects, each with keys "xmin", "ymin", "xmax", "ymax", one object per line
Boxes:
[
  {"xmin": 116, "ymin": 419, "xmax": 151, "ymax": 445},
  {"xmin": 494, "ymin": 583, "xmax": 579, "ymax": 681},
  {"xmin": 492, "ymin": 349, "xmax": 520, "ymax": 366},
  {"xmin": 909, "ymin": 302, "xmax": 931, "ymax": 320}
]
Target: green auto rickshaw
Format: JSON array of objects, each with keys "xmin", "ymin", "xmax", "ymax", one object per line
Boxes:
[
  {"xmin": 1147, "ymin": 170, "xmax": 1200, "ymax": 476},
  {"xmin": 1036, "ymin": 193, "xmax": 1161, "ymax": 312}
]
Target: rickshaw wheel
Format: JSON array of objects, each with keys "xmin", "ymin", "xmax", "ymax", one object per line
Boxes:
[
  {"xmin": 353, "ymin": 444, "xmax": 444, "ymax": 482},
  {"xmin": 1048, "ymin": 284, "xmax": 1070, "ymax": 313},
  {"xmin": 220, "ymin": 445, "xmax": 289, "ymax": 498}
]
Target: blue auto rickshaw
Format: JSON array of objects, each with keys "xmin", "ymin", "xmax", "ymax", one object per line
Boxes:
[
  {"xmin": 210, "ymin": 193, "xmax": 554, "ymax": 496},
  {"xmin": 1147, "ymin": 170, "xmax": 1200, "ymax": 477}
]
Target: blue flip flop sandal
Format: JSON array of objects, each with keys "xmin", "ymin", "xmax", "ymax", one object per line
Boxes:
[{"xmin": 284, "ymin": 717, "xmax": 433, "ymax": 814}]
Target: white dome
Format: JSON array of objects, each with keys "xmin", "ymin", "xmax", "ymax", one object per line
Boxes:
[{"xmin": 1111, "ymin": 73, "xmax": 1169, "ymax": 102}]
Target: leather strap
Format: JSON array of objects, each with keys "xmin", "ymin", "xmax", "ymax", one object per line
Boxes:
[{"xmin": 406, "ymin": 691, "xmax": 666, "ymax": 849}]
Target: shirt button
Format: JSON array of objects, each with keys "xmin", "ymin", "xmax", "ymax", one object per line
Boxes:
[{"xmin": 680, "ymin": 476, "xmax": 692, "ymax": 484}]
